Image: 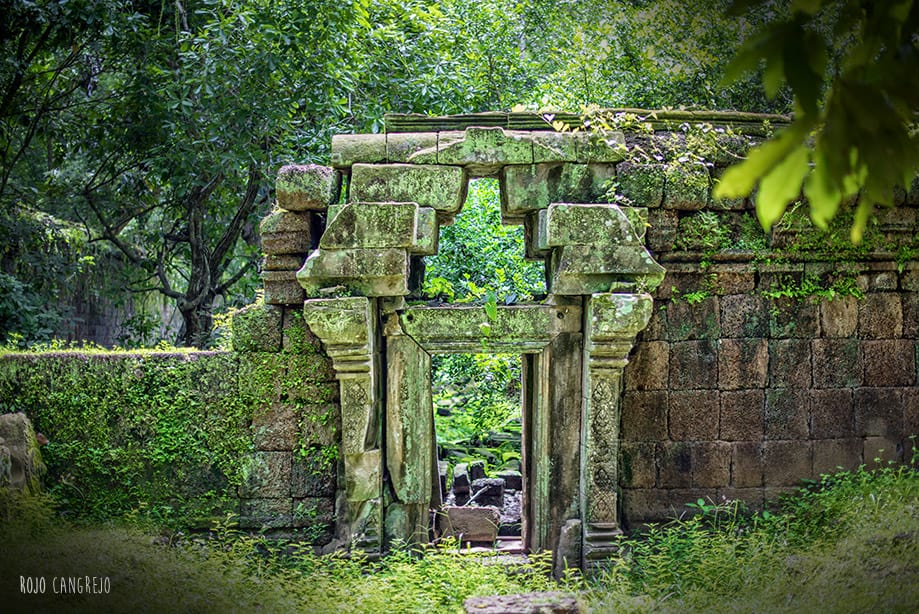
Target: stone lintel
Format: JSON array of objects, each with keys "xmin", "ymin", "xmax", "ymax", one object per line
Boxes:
[
  {"xmin": 331, "ymin": 133, "xmax": 386, "ymax": 169},
  {"xmin": 297, "ymin": 248, "xmax": 409, "ymax": 297},
  {"xmin": 320, "ymin": 202, "xmax": 419, "ymax": 249},
  {"xmin": 399, "ymin": 303, "xmax": 580, "ymax": 353},
  {"xmin": 548, "ymin": 246, "xmax": 665, "ymax": 295},
  {"xmin": 350, "ymin": 163, "xmax": 466, "ymax": 215}
]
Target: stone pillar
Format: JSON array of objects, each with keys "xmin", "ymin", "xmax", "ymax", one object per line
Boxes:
[
  {"xmin": 302, "ymin": 296, "xmax": 382, "ymax": 555},
  {"xmin": 382, "ymin": 313, "xmax": 434, "ymax": 546},
  {"xmin": 581, "ymin": 293, "xmax": 652, "ymax": 571}
]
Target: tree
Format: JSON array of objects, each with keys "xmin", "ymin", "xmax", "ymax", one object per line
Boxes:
[{"xmin": 715, "ymin": 0, "xmax": 919, "ymax": 242}]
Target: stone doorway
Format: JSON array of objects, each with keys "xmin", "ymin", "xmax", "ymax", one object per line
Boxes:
[{"xmin": 296, "ymin": 114, "xmax": 667, "ymax": 572}]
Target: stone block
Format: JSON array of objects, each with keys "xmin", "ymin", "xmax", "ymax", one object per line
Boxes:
[
  {"xmin": 657, "ymin": 441, "xmax": 692, "ymax": 488},
  {"xmin": 765, "ymin": 388, "xmax": 809, "ymax": 440},
  {"xmin": 238, "ymin": 451, "xmax": 292, "ymax": 498},
  {"xmin": 297, "ymin": 405, "xmax": 339, "ymax": 447},
  {"xmin": 344, "ymin": 449, "xmax": 382, "ymax": 502},
  {"xmin": 319, "ymin": 202, "xmax": 419, "ymax": 249},
  {"xmin": 276, "ymin": 164, "xmax": 340, "ymax": 211},
  {"xmin": 646, "ymin": 208, "xmax": 679, "ymax": 253},
  {"xmin": 547, "ymin": 243, "xmax": 665, "ymax": 295},
  {"xmin": 809, "ymin": 389, "xmax": 854, "ymax": 439},
  {"xmin": 763, "ymin": 441, "xmax": 812, "ymax": 486},
  {"xmin": 452, "ymin": 462, "xmax": 470, "ymax": 494},
  {"xmin": 720, "ymin": 294, "xmax": 769, "ymax": 337},
  {"xmin": 905, "ymin": 389, "xmax": 919, "ymax": 439},
  {"xmin": 812, "ymin": 339, "xmax": 862, "ymax": 388},
  {"xmin": 263, "ymin": 270, "xmax": 305, "ymax": 305},
  {"xmin": 468, "ymin": 460, "xmax": 487, "ymax": 482},
  {"xmin": 768, "ymin": 339, "xmax": 812, "ymax": 388},
  {"xmin": 669, "ymin": 390, "xmax": 719, "ymax": 440},
  {"xmin": 500, "ymin": 163, "xmax": 617, "ymax": 218},
  {"xmin": 713, "ymin": 267, "xmax": 756, "ymax": 295},
  {"xmin": 854, "ymin": 388, "xmax": 903, "ymax": 437},
  {"xmin": 731, "ymin": 442, "xmax": 764, "ymax": 488},
  {"xmin": 292, "ymin": 497, "xmax": 335, "ymax": 536},
  {"xmin": 349, "ymin": 163, "xmax": 466, "ymax": 215},
  {"xmin": 251, "ymin": 403, "xmax": 298, "ymax": 451},
  {"xmin": 669, "ymin": 489, "xmax": 718, "ymax": 518},
  {"xmin": 718, "ymin": 488, "xmax": 764, "ymax": 512},
  {"xmin": 619, "ymin": 442, "xmax": 657, "ymax": 488},
  {"xmin": 858, "ymin": 293, "xmax": 903, "ymax": 338},
  {"xmin": 669, "ymin": 340, "xmax": 718, "ymax": 390},
  {"xmin": 291, "ymin": 448, "xmax": 337, "ymax": 498},
  {"xmin": 863, "ymin": 436, "xmax": 903, "ymax": 466},
  {"xmin": 621, "ymin": 488, "xmax": 672, "ymax": 527},
  {"xmin": 238, "ymin": 498, "xmax": 293, "ymax": 529},
  {"xmin": 769, "ymin": 298, "xmax": 820, "ymax": 338},
  {"xmin": 537, "ymin": 203, "xmax": 640, "ymax": 249},
  {"xmin": 470, "ymin": 478, "xmax": 504, "ymax": 507},
  {"xmin": 624, "ymin": 341, "xmax": 669, "ymax": 391},
  {"xmin": 463, "ymin": 593, "xmax": 584, "ymax": 614},
  {"xmin": 820, "ymin": 296, "xmax": 858, "ymax": 337},
  {"xmin": 615, "ymin": 162, "xmax": 665, "ymax": 208},
  {"xmin": 264, "ymin": 254, "xmax": 306, "ymax": 271},
  {"xmin": 331, "ymin": 133, "xmax": 386, "ymax": 168},
  {"xmin": 281, "ymin": 309, "xmax": 323, "ymax": 354},
  {"xmin": 530, "ymin": 131, "xmax": 580, "ymax": 161},
  {"xmin": 719, "ymin": 339, "xmax": 768, "ymax": 390},
  {"xmin": 902, "ymin": 293, "xmax": 919, "ymax": 338},
  {"xmin": 621, "ymin": 391, "xmax": 668, "ymax": 441},
  {"xmin": 665, "ymin": 297, "xmax": 720, "ymax": 341},
  {"xmin": 863, "ymin": 339, "xmax": 915, "ymax": 386},
  {"xmin": 691, "ymin": 442, "xmax": 731, "ymax": 488},
  {"xmin": 720, "ymin": 390, "xmax": 764, "ymax": 441},
  {"xmin": 663, "ymin": 164, "xmax": 710, "ymax": 210},
  {"xmin": 0, "ymin": 413, "xmax": 45, "ymax": 493},
  {"xmin": 813, "ymin": 439, "xmax": 860, "ymax": 475},
  {"xmin": 709, "ymin": 167, "xmax": 748, "ymax": 210},
  {"xmin": 436, "ymin": 505, "xmax": 500, "ymax": 543},
  {"xmin": 297, "ymin": 247, "xmax": 409, "ymax": 297},
  {"xmin": 386, "ymin": 132, "xmax": 438, "ymax": 162},
  {"xmin": 575, "ymin": 130, "xmax": 627, "ymax": 162},
  {"xmin": 261, "ymin": 223, "xmax": 313, "ymax": 255},
  {"xmin": 413, "ymin": 207, "xmax": 438, "ymax": 255},
  {"xmin": 435, "ymin": 127, "xmax": 535, "ymax": 169},
  {"xmin": 231, "ymin": 303, "xmax": 283, "ymax": 353},
  {"xmin": 496, "ymin": 470, "xmax": 523, "ymax": 491}
]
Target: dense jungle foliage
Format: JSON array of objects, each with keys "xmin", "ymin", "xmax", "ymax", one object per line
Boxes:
[{"xmin": 0, "ymin": 0, "xmax": 797, "ymax": 348}]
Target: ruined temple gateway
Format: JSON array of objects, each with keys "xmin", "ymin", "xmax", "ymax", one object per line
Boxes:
[{"xmin": 262, "ymin": 110, "xmax": 786, "ymax": 571}]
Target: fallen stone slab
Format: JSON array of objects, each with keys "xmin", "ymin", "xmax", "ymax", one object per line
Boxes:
[
  {"xmin": 437, "ymin": 505, "xmax": 500, "ymax": 543},
  {"xmin": 463, "ymin": 592, "xmax": 585, "ymax": 614},
  {"xmin": 470, "ymin": 477, "xmax": 505, "ymax": 508}
]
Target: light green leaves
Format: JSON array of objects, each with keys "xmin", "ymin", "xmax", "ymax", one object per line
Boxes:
[{"xmin": 756, "ymin": 143, "xmax": 810, "ymax": 231}]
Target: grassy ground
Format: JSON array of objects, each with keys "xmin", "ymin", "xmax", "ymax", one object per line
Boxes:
[{"xmin": 0, "ymin": 462, "xmax": 916, "ymax": 613}]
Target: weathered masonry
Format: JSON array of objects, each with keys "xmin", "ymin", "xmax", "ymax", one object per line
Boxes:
[{"xmin": 259, "ymin": 110, "xmax": 919, "ymax": 570}]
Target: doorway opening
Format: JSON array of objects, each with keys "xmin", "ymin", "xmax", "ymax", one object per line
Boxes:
[{"xmin": 432, "ymin": 352, "xmax": 526, "ymax": 553}]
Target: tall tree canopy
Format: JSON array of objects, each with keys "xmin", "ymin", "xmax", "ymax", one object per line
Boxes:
[{"xmin": 0, "ymin": 0, "xmax": 787, "ymax": 347}]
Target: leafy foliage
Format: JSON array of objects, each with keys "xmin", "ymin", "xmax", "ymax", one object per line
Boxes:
[{"xmin": 716, "ymin": 0, "xmax": 919, "ymax": 243}]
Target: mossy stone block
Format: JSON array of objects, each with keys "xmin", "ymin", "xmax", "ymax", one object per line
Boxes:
[
  {"xmin": 231, "ymin": 303, "xmax": 283, "ymax": 353},
  {"xmin": 320, "ymin": 202, "xmax": 418, "ymax": 249},
  {"xmin": 537, "ymin": 203, "xmax": 641, "ymax": 250},
  {"xmin": 615, "ymin": 162, "xmax": 665, "ymax": 207},
  {"xmin": 663, "ymin": 163, "xmax": 710, "ymax": 210},
  {"xmin": 350, "ymin": 163, "xmax": 466, "ymax": 215},
  {"xmin": 276, "ymin": 164, "xmax": 340, "ymax": 211},
  {"xmin": 297, "ymin": 248, "xmax": 409, "ymax": 297},
  {"xmin": 331, "ymin": 133, "xmax": 386, "ymax": 168}
]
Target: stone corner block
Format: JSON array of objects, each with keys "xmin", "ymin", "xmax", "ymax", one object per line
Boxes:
[{"xmin": 276, "ymin": 164, "xmax": 340, "ymax": 211}]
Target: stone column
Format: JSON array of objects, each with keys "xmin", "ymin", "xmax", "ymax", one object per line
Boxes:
[
  {"xmin": 302, "ymin": 296, "xmax": 382, "ymax": 555},
  {"xmin": 382, "ymin": 313, "xmax": 434, "ymax": 546},
  {"xmin": 581, "ymin": 292, "xmax": 652, "ymax": 571}
]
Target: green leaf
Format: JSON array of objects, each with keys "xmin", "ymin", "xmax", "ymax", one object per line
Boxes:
[
  {"xmin": 756, "ymin": 143, "xmax": 810, "ymax": 230},
  {"xmin": 714, "ymin": 122, "xmax": 810, "ymax": 199},
  {"xmin": 804, "ymin": 147, "xmax": 843, "ymax": 229}
]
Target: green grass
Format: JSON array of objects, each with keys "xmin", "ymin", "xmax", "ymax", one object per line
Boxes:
[{"xmin": 1, "ymin": 462, "xmax": 916, "ymax": 613}]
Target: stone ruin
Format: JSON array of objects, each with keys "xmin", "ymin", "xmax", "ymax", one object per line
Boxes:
[
  {"xmin": 259, "ymin": 110, "xmax": 786, "ymax": 572},
  {"xmin": 0, "ymin": 412, "xmax": 46, "ymax": 496}
]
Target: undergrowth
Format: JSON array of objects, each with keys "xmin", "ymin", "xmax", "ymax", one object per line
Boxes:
[{"xmin": 1, "ymin": 460, "xmax": 916, "ymax": 613}]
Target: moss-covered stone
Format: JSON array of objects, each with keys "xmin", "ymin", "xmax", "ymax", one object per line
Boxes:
[
  {"xmin": 320, "ymin": 202, "xmax": 419, "ymax": 249},
  {"xmin": 276, "ymin": 164, "xmax": 340, "ymax": 211},
  {"xmin": 663, "ymin": 163, "xmax": 710, "ymax": 210},
  {"xmin": 350, "ymin": 163, "xmax": 466, "ymax": 215},
  {"xmin": 330, "ymin": 133, "xmax": 386, "ymax": 168},
  {"xmin": 231, "ymin": 303, "xmax": 283, "ymax": 353},
  {"xmin": 615, "ymin": 162, "xmax": 665, "ymax": 207},
  {"xmin": 297, "ymin": 247, "xmax": 409, "ymax": 297}
]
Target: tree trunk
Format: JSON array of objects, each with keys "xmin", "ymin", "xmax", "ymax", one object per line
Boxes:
[{"xmin": 178, "ymin": 293, "xmax": 215, "ymax": 348}]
